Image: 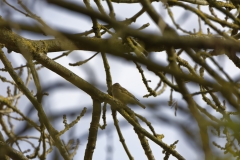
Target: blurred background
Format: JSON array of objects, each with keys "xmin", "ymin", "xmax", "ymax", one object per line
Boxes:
[{"xmin": 0, "ymin": 0, "xmax": 239, "ymax": 160}]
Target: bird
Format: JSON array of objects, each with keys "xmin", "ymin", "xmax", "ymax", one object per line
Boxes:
[{"xmin": 111, "ymin": 83, "xmax": 146, "ymax": 109}]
